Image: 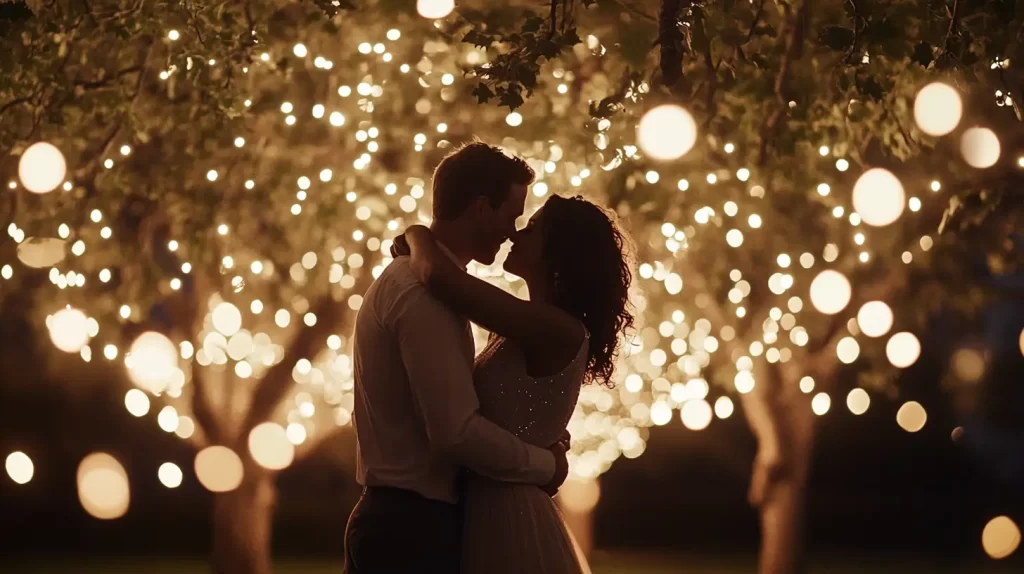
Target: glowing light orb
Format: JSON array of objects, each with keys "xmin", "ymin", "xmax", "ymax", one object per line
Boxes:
[
  {"xmin": 982, "ymin": 516, "xmax": 1021, "ymax": 559},
  {"xmin": 126, "ymin": 332, "xmax": 178, "ymax": 393},
  {"xmin": 212, "ymin": 302, "xmax": 242, "ymax": 336},
  {"xmin": 951, "ymin": 348, "xmax": 986, "ymax": 382},
  {"xmin": 17, "ymin": 237, "xmax": 66, "ymax": 268},
  {"xmin": 18, "ymin": 142, "xmax": 66, "ymax": 194},
  {"xmin": 811, "ymin": 392, "xmax": 831, "ymax": 415},
  {"xmin": 680, "ymin": 399, "xmax": 713, "ymax": 431},
  {"xmin": 836, "ymin": 337, "xmax": 860, "ymax": 364},
  {"xmin": 852, "ymin": 168, "xmax": 905, "ymax": 226},
  {"xmin": 650, "ymin": 401, "xmax": 672, "ymax": 426},
  {"xmin": 559, "ymin": 477, "xmax": 601, "ymax": 512},
  {"xmin": 913, "ymin": 83, "xmax": 962, "ymax": 136},
  {"xmin": 857, "ymin": 301, "xmax": 894, "ymax": 338},
  {"xmin": 734, "ymin": 370, "xmax": 755, "ymax": 394},
  {"xmin": 1019, "ymin": 328, "xmax": 1024, "ymax": 357},
  {"xmin": 416, "ymin": 0, "xmax": 454, "ymax": 19},
  {"xmin": 886, "ymin": 332, "xmax": 921, "ymax": 368},
  {"xmin": 194, "ymin": 446, "xmax": 244, "ymax": 493},
  {"xmin": 123, "ymin": 389, "xmax": 150, "ymax": 417},
  {"xmin": 248, "ymin": 422, "xmax": 295, "ymax": 471},
  {"xmin": 6, "ymin": 451, "xmax": 34, "ymax": 484},
  {"xmin": 158, "ymin": 462, "xmax": 183, "ymax": 488},
  {"xmin": 809, "ymin": 270, "xmax": 851, "ymax": 315},
  {"xmin": 714, "ymin": 396, "xmax": 734, "ymax": 419},
  {"xmin": 961, "ymin": 127, "xmax": 1000, "ymax": 168},
  {"xmin": 637, "ymin": 105, "xmax": 697, "ymax": 161},
  {"xmin": 157, "ymin": 406, "xmax": 179, "ymax": 433},
  {"xmin": 896, "ymin": 401, "xmax": 927, "ymax": 432},
  {"xmin": 77, "ymin": 452, "xmax": 130, "ymax": 520},
  {"xmin": 846, "ymin": 388, "xmax": 870, "ymax": 415},
  {"xmin": 48, "ymin": 307, "xmax": 90, "ymax": 353}
]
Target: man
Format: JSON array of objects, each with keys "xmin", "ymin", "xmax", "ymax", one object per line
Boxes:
[{"xmin": 344, "ymin": 142, "xmax": 570, "ymax": 572}]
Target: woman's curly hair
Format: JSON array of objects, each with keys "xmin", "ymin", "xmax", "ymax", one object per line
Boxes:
[{"xmin": 540, "ymin": 195, "xmax": 635, "ymax": 387}]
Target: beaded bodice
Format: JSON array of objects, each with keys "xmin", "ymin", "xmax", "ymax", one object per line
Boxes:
[{"xmin": 472, "ymin": 331, "xmax": 589, "ymax": 448}]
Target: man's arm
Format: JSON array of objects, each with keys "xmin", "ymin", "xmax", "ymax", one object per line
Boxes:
[{"xmin": 392, "ymin": 283, "xmax": 557, "ymax": 486}]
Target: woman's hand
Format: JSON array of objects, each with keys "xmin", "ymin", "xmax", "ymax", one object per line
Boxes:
[{"xmin": 401, "ymin": 225, "xmax": 439, "ymax": 284}]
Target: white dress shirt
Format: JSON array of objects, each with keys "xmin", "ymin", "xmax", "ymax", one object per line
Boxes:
[{"xmin": 351, "ymin": 250, "xmax": 556, "ymax": 504}]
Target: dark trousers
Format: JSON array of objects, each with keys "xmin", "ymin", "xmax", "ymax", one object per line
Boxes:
[{"xmin": 344, "ymin": 486, "xmax": 461, "ymax": 573}]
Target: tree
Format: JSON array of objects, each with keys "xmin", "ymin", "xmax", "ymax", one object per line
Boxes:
[{"xmin": 2, "ymin": 0, "xmax": 1022, "ymax": 572}]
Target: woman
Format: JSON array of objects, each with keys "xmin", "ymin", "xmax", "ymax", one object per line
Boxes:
[{"xmin": 395, "ymin": 194, "xmax": 634, "ymax": 573}]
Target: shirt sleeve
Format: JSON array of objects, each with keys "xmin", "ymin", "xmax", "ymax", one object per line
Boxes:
[{"xmin": 390, "ymin": 284, "xmax": 555, "ymax": 485}]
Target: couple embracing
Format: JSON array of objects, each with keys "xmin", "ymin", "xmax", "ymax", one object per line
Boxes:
[{"xmin": 345, "ymin": 142, "xmax": 634, "ymax": 573}]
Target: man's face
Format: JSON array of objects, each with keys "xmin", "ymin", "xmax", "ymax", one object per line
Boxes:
[{"xmin": 470, "ymin": 183, "xmax": 527, "ymax": 265}]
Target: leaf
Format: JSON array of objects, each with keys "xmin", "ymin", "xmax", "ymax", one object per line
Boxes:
[
  {"xmin": 462, "ymin": 29, "xmax": 493, "ymax": 48},
  {"xmin": 818, "ymin": 26, "xmax": 855, "ymax": 51},
  {"xmin": 911, "ymin": 41, "xmax": 933, "ymax": 67},
  {"xmin": 522, "ymin": 16, "xmax": 543, "ymax": 33},
  {"xmin": 560, "ymin": 28, "xmax": 581, "ymax": 47},
  {"xmin": 498, "ymin": 87, "xmax": 524, "ymax": 111},
  {"xmin": 536, "ymin": 37, "xmax": 560, "ymax": 59},
  {"xmin": 471, "ymin": 82, "xmax": 494, "ymax": 104},
  {"xmin": 722, "ymin": 25, "xmax": 747, "ymax": 47}
]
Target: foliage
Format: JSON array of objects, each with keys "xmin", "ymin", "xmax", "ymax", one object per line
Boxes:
[{"xmin": 1, "ymin": 0, "xmax": 1022, "ymax": 489}]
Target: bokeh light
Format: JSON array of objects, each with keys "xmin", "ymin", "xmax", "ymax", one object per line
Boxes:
[
  {"xmin": 896, "ymin": 401, "xmax": 927, "ymax": 432},
  {"xmin": 195, "ymin": 446, "xmax": 244, "ymax": 493},
  {"xmin": 714, "ymin": 396, "xmax": 734, "ymax": 419},
  {"xmin": 857, "ymin": 301, "xmax": 894, "ymax": 338},
  {"xmin": 77, "ymin": 452, "xmax": 130, "ymax": 520},
  {"xmin": 5, "ymin": 451, "xmax": 34, "ymax": 485},
  {"xmin": 811, "ymin": 392, "xmax": 831, "ymax": 415},
  {"xmin": 158, "ymin": 462, "xmax": 183, "ymax": 488},
  {"xmin": 680, "ymin": 399, "xmax": 712, "ymax": 431},
  {"xmin": 852, "ymin": 168, "xmax": 905, "ymax": 226},
  {"xmin": 248, "ymin": 422, "xmax": 295, "ymax": 471},
  {"xmin": 913, "ymin": 82, "xmax": 962, "ymax": 136},
  {"xmin": 18, "ymin": 141, "xmax": 66, "ymax": 194},
  {"xmin": 886, "ymin": 332, "xmax": 921, "ymax": 368},
  {"xmin": 982, "ymin": 516, "xmax": 1021, "ymax": 559},
  {"xmin": 124, "ymin": 389, "xmax": 150, "ymax": 417},
  {"xmin": 809, "ymin": 270, "xmax": 851, "ymax": 315},
  {"xmin": 416, "ymin": 0, "xmax": 454, "ymax": 19},
  {"xmin": 951, "ymin": 347, "xmax": 986, "ymax": 383},
  {"xmin": 846, "ymin": 388, "xmax": 870, "ymax": 415},
  {"xmin": 961, "ymin": 127, "xmax": 1001, "ymax": 168},
  {"xmin": 836, "ymin": 337, "xmax": 860, "ymax": 364},
  {"xmin": 126, "ymin": 331, "xmax": 178, "ymax": 393},
  {"xmin": 637, "ymin": 105, "xmax": 697, "ymax": 161},
  {"xmin": 48, "ymin": 307, "xmax": 90, "ymax": 353},
  {"xmin": 212, "ymin": 302, "xmax": 243, "ymax": 336}
]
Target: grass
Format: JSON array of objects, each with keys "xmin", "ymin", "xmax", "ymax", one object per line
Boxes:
[{"xmin": 4, "ymin": 552, "xmax": 1020, "ymax": 573}]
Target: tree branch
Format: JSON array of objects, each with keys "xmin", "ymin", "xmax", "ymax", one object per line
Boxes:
[
  {"xmin": 240, "ymin": 295, "xmax": 343, "ymax": 439},
  {"xmin": 657, "ymin": 0, "xmax": 687, "ymax": 89},
  {"xmin": 758, "ymin": 0, "xmax": 813, "ymax": 166},
  {"xmin": 240, "ymin": 253, "xmax": 377, "ymax": 439}
]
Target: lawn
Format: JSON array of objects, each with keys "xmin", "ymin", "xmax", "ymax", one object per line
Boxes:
[{"xmin": 4, "ymin": 552, "xmax": 1020, "ymax": 573}]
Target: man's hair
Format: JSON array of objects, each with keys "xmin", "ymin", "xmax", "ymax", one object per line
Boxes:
[{"xmin": 431, "ymin": 142, "xmax": 535, "ymax": 220}]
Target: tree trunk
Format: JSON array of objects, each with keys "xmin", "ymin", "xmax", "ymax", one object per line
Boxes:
[
  {"xmin": 754, "ymin": 446, "xmax": 811, "ymax": 574},
  {"xmin": 211, "ymin": 469, "xmax": 276, "ymax": 574},
  {"xmin": 742, "ymin": 363, "xmax": 816, "ymax": 574}
]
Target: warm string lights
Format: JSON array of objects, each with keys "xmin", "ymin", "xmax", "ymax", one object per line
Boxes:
[{"xmin": 3, "ymin": 12, "xmax": 1020, "ymax": 560}]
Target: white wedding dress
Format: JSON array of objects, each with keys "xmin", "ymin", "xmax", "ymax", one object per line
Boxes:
[{"xmin": 462, "ymin": 331, "xmax": 592, "ymax": 574}]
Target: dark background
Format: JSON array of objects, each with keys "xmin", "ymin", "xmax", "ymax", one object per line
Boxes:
[{"xmin": 1, "ymin": 299, "xmax": 1023, "ymax": 570}]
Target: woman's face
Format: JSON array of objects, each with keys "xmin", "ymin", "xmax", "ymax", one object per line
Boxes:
[{"xmin": 504, "ymin": 207, "xmax": 546, "ymax": 282}]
